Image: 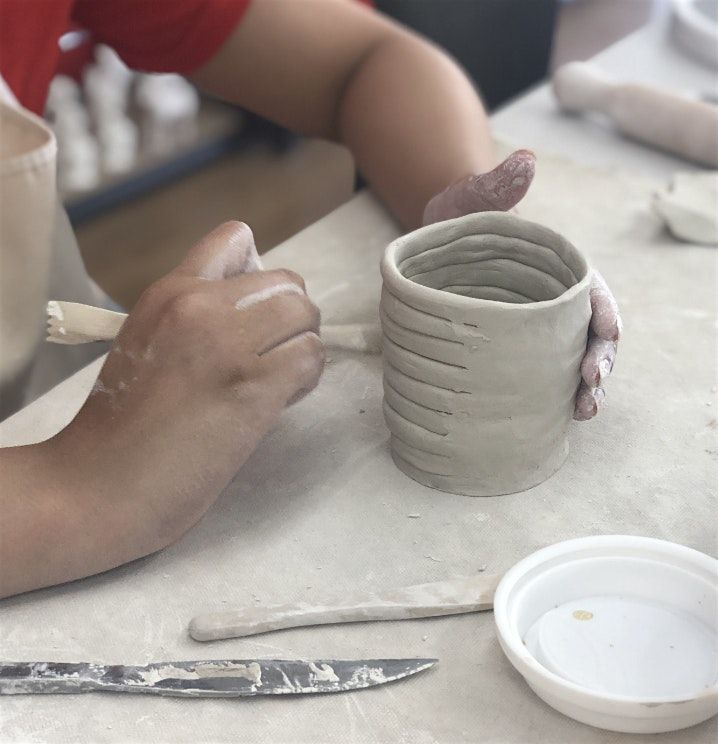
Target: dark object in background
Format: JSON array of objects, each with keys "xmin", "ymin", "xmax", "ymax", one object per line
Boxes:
[
  {"xmin": 242, "ymin": 110, "xmax": 299, "ymax": 153},
  {"xmin": 377, "ymin": 0, "xmax": 559, "ymax": 110}
]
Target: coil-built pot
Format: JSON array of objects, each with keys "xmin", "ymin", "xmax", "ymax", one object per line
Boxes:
[{"xmin": 380, "ymin": 212, "xmax": 592, "ymax": 496}]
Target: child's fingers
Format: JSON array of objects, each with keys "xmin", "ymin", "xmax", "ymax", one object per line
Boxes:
[
  {"xmin": 244, "ymin": 293, "xmax": 321, "ymax": 357},
  {"xmin": 581, "ymin": 336, "xmax": 617, "ymax": 388},
  {"xmin": 589, "ymin": 270, "xmax": 621, "ymax": 342},
  {"xmin": 253, "ymin": 331, "xmax": 325, "ymax": 406},
  {"xmin": 463, "ymin": 149, "xmax": 536, "ymax": 212},
  {"xmin": 423, "ymin": 149, "xmax": 536, "ymax": 224},
  {"xmin": 574, "ymin": 383, "xmax": 606, "ymax": 421},
  {"xmin": 219, "ymin": 268, "xmax": 317, "ymax": 356},
  {"xmin": 174, "ymin": 221, "xmax": 262, "ymax": 280}
]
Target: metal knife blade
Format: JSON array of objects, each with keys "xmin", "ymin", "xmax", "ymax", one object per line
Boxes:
[{"xmin": 0, "ymin": 658, "xmax": 436, "ymax": 697}]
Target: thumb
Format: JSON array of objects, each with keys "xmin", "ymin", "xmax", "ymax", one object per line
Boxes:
[
  {"xmin": 173, "ymin": 221, "xmax": 263, "ymax": 280},
  {"xmin": 423, "ymin": 149, "xmax": 536, "ymax": 225},
  {"xmin": 462, "ymin": 149, "xmax": 536, "ymax": 212}
]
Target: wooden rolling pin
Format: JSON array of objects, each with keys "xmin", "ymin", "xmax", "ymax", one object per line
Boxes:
[
  {"xmin": 189, "ymin": 573, "xmax": 499, "ymax": 641},
  {"xmin": 553, "ymin": 61, "xmax": 718, "ymax": 167},
  {"xmin": 46, "ymin": 301, "xmax": 381, "ymax": 354}
]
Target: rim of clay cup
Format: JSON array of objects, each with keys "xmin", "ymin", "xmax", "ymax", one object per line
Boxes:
[{"xmin": 381, "ymin": 212, "xmax": 593, "ymax": 312}]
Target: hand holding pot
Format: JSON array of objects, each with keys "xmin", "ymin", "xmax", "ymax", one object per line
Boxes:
[
  {"xmin": 574, "ymin": 271, "xmax": 620, "ymax": 420},
  {"xmin": 423, "ymin": 150, "xmax": 620, "ymax": 421},
  {"xmin": 422, "ymin": 149, "xmax": 537, "ymax": 223}
]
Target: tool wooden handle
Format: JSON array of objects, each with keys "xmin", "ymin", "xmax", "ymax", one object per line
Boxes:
[
  {"xmin": 46, "ymin": 301, "xmax": 127, "ymax": 344},
  {"xmin": 189, "ymin": 574, "xmax": 499, "ymax": 641},
  {"xmin": 46, "ymin": 301, "xmax": 381, "ymax": 354}
]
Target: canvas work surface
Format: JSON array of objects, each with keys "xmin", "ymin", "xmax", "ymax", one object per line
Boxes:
[{"xmin": 0, "ymin": 151, "xmax": 715, "ymax": 743}]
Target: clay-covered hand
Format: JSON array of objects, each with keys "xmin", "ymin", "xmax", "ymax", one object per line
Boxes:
[
  {"xmin": 422, "ymin": 149, "xmax": 536, "ymax": 225},
  {"xmin": 52, "ymin": 221, "xmax": 324, "ymax": 566},
  {"xmin": 422, "ymin": 150, "xmax": 620, "ymax": 422},
  {"xmin": 573, "ymin": 271, "xmax": 620, "ymax": 421}
]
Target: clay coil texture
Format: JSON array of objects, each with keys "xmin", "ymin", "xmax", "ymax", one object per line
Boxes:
[{"xmin": 380, "ymin": 212, "xmax": 592, "ymax": 496}]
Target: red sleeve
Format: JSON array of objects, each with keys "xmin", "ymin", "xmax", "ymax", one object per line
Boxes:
[{"xmin": 71, "ymin": 0, "xmax": 252, "ymax": 74}]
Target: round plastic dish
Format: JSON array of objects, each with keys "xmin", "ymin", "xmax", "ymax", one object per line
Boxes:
[{"xmin": 493, "ymin": 535, "xmax": 718, "ymax": 734}]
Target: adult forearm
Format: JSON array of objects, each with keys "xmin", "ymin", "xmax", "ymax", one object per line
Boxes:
[{"xmin": 337, "ymin": 32, "xmax": 494, "ymax": 229}]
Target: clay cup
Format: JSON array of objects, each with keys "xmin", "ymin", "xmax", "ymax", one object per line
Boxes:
[{"xmin": 380, "ymin": 211, "xmax": 592, "ymax": 496}]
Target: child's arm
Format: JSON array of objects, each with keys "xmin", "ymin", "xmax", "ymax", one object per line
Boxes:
[
  {"xmin": 190, "ymin": 0, "xmax": 506, "ymax": 229},
  {"xmin": 0, "ymin": 223, "xmax": 323, "ymax": 598},
  {"xmin": 190, "ymin": 0, "xmax": 619, "ymax": 420}
]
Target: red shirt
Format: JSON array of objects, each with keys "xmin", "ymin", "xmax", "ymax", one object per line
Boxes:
[{"xmin": 0, "ymin": 0, "xmax": 251, "ymax": 114}]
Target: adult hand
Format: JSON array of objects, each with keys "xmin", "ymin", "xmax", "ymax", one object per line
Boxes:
[
  {"xmin": 1, "ymin": 222, "xmax": 324, "ymax": 596},
  {"xmin": 422, "ymin": 150, "xmax": 621, "ymax": 421}
]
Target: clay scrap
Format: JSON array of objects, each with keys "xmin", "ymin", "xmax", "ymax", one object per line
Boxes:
[{"xmin": 654, "ymin": 171, "xmax": 718, "ymax": 245}]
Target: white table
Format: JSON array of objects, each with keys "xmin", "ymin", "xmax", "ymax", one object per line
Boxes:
[
  {"xmin": 1, "ymin": 17, "xmax": 716, "ymax": 744},
  {"xmin": 492, "ymin": 7, "xmax": 718, "ymax": 178}
]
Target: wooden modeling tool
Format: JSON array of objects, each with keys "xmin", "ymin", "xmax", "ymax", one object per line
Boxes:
[
  {"xmin": 46, "ymin": 301, "xmax": 381, "ymax": 354},
  {"xmin": 189, "ymin": 573, "xmax": 499, "ymax": 641}
]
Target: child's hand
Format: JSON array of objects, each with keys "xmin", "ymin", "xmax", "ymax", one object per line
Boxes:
[
  {"xmin": 49, "ymin": 222, "xmax": 324, "ymax": 577},
  {"xmin": 573, "ymin": 271, "xmax": 620, "ymax": 421},
  {"xmin": 422, "ymin": 150, "xmax": 536, "ymax": 224},
  {"xmin": 422, "ymin": 150, "xmax": 620, "ymax": 422}
]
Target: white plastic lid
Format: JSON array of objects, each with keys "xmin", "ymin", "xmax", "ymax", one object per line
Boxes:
[{"xmin": 494, "ymin": 536, "xmax": 718, "ymax": 734}]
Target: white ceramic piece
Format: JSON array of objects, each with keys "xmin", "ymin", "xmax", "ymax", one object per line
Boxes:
[
  {"xmin": 379, "ymin": 211, "xmax": 592, "ymax": 497},
  {"xmin": 136, "ymin": 74, "xmax": 200, "ymax": 157},
  {"xmin": 494, "ymin": 535, "xmax": 718, "ymax": 734},
  {"xmin": 45, "ymin": 75, "xmax": 82, "ymax": 115},
  {"xmin": 55, "ymin": 134, "xmax": 100, "ymax": 193},
  {"xmin": 97, "ymin": 116, "xmax": 138, "ymax": 175},
  {"xmin": 84, "ymin": 64, "xmax": 127, "ymax": 120},
  {"xmin": 94, "ymin": 45, "xmax": 133, "ymax": 93}
]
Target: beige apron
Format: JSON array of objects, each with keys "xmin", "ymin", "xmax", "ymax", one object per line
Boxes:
[{"xmin": 0, "ymin": 78, "xmax": 107, "ymax": 419}]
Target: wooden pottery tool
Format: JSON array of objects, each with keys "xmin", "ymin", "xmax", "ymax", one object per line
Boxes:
[
  {"xmin": 0, "ymin": 658, "xmax": 435, "ymax": 697},
  {"xmin": 189, "ymin": 573, "xmax": 499, "ymax": 641},
  {"xmin": 46, "ymin": 301, "xmax": 381, "ymax": 353}
]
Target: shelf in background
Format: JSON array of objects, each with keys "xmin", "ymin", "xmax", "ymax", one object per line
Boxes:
[{"xmin": 63, "ymin": 101, "xmax": 245, "ymax": 225}]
